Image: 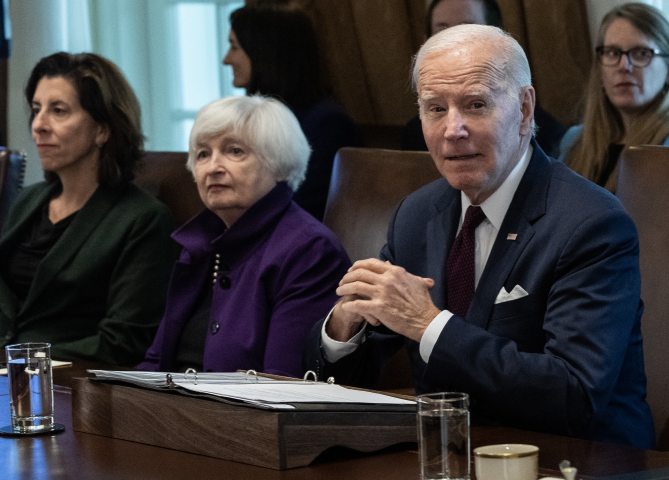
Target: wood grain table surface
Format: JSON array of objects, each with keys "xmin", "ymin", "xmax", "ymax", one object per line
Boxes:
[{"xmin": 1, "ymin": 363, "xmax": 669, "ymax": 479}]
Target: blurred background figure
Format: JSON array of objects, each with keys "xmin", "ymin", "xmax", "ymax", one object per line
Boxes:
[
  {"xmin": 137, "ymin": 96, "xmax": 350, "ymax": 376},
  {"xmin": 223, "ymin": 4, "xmax": 360, "ymax": 221},
  {"xmin": 0, "ymin": 52, "xmax": 174, "ymax": 366},
  {"xmin": 402, "ymin": 0, "xmax": 566, "ymax": 158},
  {"xmin": 559, "ymin": 3, "xmax": 669, "ymax": 192}
]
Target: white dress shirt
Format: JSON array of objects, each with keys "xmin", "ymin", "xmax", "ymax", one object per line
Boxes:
[{"xmin": 322, "ymin": 144, "xmax": 533, "ymax": 363}]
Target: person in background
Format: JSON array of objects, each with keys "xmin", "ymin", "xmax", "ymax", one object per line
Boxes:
[
  {"xmin": 137, "ymin": 96, "xmax": 351, "ymax": 376},
  {"xmin": 223, "ymin": 4, "xmax": 361, "ymax": 221},
  {"xmin": 559, "ymin": 3, "xmax": 669, "ymax": 192},
  {"xmin": 0, "ymin": 52, "xmax": 174, "ymax": 366},
  {"xmin": 402, "ymin": 0, "xmax": 566, "ymax": 158}
]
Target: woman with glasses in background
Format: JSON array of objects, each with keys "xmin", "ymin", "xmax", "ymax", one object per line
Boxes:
[{"xmin": 559, "ymin": 2, "xmax": 669, "ymax": 192}]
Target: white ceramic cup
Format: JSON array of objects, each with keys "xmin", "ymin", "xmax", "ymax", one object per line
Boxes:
[{"xmin": 474, "ymin": 444, "xmax": 538, "ymax": 480}]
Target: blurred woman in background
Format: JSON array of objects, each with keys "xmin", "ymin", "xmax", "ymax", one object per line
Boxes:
[
  {"xmin": 560, "ymin": 3, "xmax": 669, "ymax": 191},
  {"xmin": 0, "ymin": 52, "xmax": 174, "ymax": 365},
  {"xmin": 223, "ymin": 4, "xmax": 360, "ymax": 221}
]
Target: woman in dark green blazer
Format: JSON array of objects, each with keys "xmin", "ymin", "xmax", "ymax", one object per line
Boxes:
[{"xmin": 0, "ymin": 53, "xmax": 174, "ymax": 366}]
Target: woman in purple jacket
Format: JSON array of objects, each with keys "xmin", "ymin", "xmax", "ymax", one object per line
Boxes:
[{"xmin": 137, "ymin": 95, "xmax": 351, "ymax": 377}]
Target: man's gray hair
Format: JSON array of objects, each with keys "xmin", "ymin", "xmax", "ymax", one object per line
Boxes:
[
  {"xmin": 187, "ymin": 95, "xmax": 311, "ymax": 191},
  {"xmin": 412, "ymin": 24, "xmax": 532, "ymax": 97}
]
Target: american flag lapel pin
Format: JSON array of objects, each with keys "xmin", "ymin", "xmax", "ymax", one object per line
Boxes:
[{"xmin": 506, "ymin": 233, "xmax": 518, "ymax": 241}]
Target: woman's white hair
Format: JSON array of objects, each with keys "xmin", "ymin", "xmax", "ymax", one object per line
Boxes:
[
  {"xmin": 187, "ymin": 95, "xmax": 311, "ymax": 191},
  {"xmin": 412, "ymin": 24, "xmax": 532, "ymax": 98}
]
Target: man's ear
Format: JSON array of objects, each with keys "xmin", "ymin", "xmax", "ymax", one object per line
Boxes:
[{"xmin": 519, "ymin": 86, "xmax": 536, "ymax": 137}]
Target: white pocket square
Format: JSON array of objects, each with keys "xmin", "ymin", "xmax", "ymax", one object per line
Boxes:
[{"xmin": 494, "ymin": 285, "xmax": 529, "ymax": 304}]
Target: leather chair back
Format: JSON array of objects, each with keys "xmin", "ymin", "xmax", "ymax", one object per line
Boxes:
[
  {"xmin": 617, "ymin": 145, "xmax": 669, "ymax": 450},
  {"xmin": 0, "ymin": 148, "xmax": 26, "ymax": 231},
  {"xmin": 323, "ymin": 147, "xmax": 442, "ymax": 392},
  {"xmin": 323, "ymin": 147, "xmax": 441, "ymax": 263},
  {"xmin": 135, "ymin": 151, "xmax": 204, "ymax": 227}
]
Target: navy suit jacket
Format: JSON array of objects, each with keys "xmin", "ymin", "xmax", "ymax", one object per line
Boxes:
[{"xmin": 304, "ymin": 143, "xmax": 655, "ymax": 449}]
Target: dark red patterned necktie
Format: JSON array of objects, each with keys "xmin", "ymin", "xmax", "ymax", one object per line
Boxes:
[{"xmin": 446, "ymin": 205, "xmax": 487, "ymax": 318}]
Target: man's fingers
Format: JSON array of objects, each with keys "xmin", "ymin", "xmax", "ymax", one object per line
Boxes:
[
  {"xmin": 348, "ymin": 258, "xmax": 393, "ymax": 274},
  {"xmin": 340, "ymin": 265, "xmax": 436, "ymax": 299},
  {"xmin": 341, "ymin": 261, "xmax": 409, "ymax": 286},
  {"xmin": 339, "ymin": 266, "xmax": 384, "ymax": 287},
  {"xmin": 362, "ymin": 313, "xmax": 382, "ymax": 326},
  {"xmin": 340, "ymin": 296, "xmax": 383, "ymax": 319},
  {"xmin": 336, "ymin": 279, "xmax": 377, "ymax": 299}
]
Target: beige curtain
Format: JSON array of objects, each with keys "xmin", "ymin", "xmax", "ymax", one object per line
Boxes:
[
  {"xmin": 297, "ymin": 0, "xmax": 425, "ymax": 125},
  {"xmin": 247, "ymin": 0, "xmax": 590, "ymax": 128},
  {"xmin": 248, "ymin": 0, "xmax": 425, "ymax": 125},
  {"xmin": 499, "ymin": 0, "xmax": 592, "ymax": 126}
]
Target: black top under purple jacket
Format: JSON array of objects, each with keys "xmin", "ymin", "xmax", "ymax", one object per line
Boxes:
[
  {"xmin": 137, "ymin": 182, "xmax": 351, "ymax": 377},
  {"xmin": 292, "ymin": 99, "xmax": 361, "ymax": 221}
]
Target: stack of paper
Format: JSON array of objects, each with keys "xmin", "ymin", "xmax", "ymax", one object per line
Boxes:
[
  {"xmin": 88, "ymin": 370, "xmax": 416, "ymax": 410},
  {"xmin": 180, "ymin": 383, "xmax": 415, "ymax": 409}
]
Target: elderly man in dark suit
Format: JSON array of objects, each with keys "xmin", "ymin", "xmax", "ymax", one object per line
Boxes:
[{"xmin": 304, "ymin": 24, "xmax": 655, "ymax": 449}]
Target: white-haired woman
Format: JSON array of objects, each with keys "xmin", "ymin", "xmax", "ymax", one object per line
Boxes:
[{"xmin": 137, "ymin": 96, "xmax": 351, "ymax": 376}]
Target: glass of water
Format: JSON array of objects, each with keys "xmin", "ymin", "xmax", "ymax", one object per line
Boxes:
[
  {"xmin": 5, "ymin": 343, "xmax": 54, "ymax": 433},
  {"xmin": 417, "ymin": 392, "xmax": 470, "ymax": 480}
]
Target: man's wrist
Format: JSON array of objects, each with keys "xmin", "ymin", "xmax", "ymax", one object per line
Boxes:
[
  {"xmin": 321, "ymin": 308, "xmax": 367, "ymax": 363},
  {"xmin": 325, "ymin": 302, "xmax": 365, "ymax": 342},
  {"xmin": 419, "ymin": 310, "xmax": 454, "ymax": 363}
]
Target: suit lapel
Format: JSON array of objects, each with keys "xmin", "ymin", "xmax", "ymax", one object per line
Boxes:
[
  {"xmin": 427, "ymin": 185, "xmax": 460, "ymax": 310},
  {"xmin": 0, "ymin": 183, "xmax": 57, "ymax": 320},
  {"xmin": 21, "ymin": 186, "xmax": 123, "ymax": 312},
  {"xmin": 467, "ymin": 205, "xmax": 535, "ymax": 328},
  {"xmin": 466, "ymin": 143, "xmax": 552, "ymax": 329},
  {"xmin": 0, "ymin": 183, "xmax": 57, "ymax": 250}
]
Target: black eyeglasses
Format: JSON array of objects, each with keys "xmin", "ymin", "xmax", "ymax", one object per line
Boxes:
[{"xmin": 596, "ymin": 46, "xmax": 669, "ymax": 68}]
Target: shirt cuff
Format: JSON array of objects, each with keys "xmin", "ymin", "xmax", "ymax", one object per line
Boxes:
[
  {"xmin": 320, "ymin": 307, "xmax": 367, "ymax": 363},
  {"xmin": 419, "ymin": 310, "xmax": 453, "ymax": 363}
]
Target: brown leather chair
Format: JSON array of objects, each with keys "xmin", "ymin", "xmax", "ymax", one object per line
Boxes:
[
  {"xmin": 0, "ymin": 148, "xmax": 26, "ymax": 230},
  {"xmin": 323, "ymin": 147, "xmax": 442, "ymax": 391},
  {"xmin": 323, "ymin": 147, "xmax": 441, "ymax": 263},
  {"xmin": 135, "ymin": 151, "xmax": 205, "ymax": 227},
  {"xmin": 617, "ymin": 145, "xmax": 669, "ymax": 450}
]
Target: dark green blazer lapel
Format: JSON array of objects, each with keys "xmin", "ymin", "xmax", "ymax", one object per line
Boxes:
[
  {"xmin": 0, "ymin": 183, "xmax": 57, "ymax": 250},
  {"xmin": 0, "ymin": 183, "xmax": 58, "ymax": 320},
  {"xmin": 21, "ymin": 186, "xmax": 124, "ymax": 312}
]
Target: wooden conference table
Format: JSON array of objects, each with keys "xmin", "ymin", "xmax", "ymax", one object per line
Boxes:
[{"xmin": 2, "ymin": 363, "xmax": 669, "ymax": 479}]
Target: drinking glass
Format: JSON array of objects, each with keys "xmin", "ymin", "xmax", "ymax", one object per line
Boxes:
[
  {"xmin": 5, "ymin": 343, "xmax": 54, "ymax": 433},
  {"xmin": 417, "ymin": 392, "xmax": 470, "ymax": 480}
]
